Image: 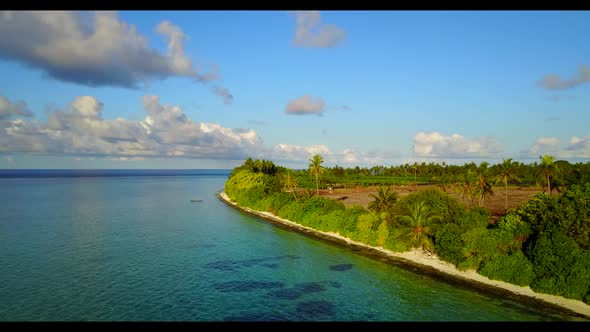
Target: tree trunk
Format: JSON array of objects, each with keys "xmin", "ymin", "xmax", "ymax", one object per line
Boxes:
[
  {"xmin": 547, "ymin": 175, "xmax": 551, "ymax": 196},
  {"xmin": 505, "ymin": 179, "xmax": 508, "ymax": 214},
  {"xmin": 315, "ymin": 170, "xmax": 319, "ymax": 195}
]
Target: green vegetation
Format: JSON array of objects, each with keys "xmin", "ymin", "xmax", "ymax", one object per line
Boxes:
[
  {"xmin": 224, "ymin": 156, "xmax": 590, "ymax": 305},
  {"xmin": 397, "ymin": 201, "xmax": 439, "ymax": 252},
  {"xmin": 308, "ymin": 154, "xmax": 325, "ymax": 195},
  {"xmin": 539, "ymin": 155, "xmax": 557, "ymax": 195},
  {"xmin": 367, "ymin": 186, "xmax": 398, "ymax": 220},
  {"xmin": 495, "ymin": 158, "xmax": 521, "ymax": 213},
  {"xmin": 285, "ymin": 154, "xmax": 590, "ymax": 193}
]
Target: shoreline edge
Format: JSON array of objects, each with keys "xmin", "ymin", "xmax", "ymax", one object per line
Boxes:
[{"xmin": 217, "ymin": 191, "xmax": 590, "ymax": 320}]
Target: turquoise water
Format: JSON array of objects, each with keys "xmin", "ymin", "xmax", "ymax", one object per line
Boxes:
[{"xmin": 0, "ymin": 173, "xmax": 582, "ymax": 321}]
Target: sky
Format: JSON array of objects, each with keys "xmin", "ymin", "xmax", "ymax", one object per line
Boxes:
[{"xmin": 0, "ymin": 10, "xmax": 589, "ymax": 169}]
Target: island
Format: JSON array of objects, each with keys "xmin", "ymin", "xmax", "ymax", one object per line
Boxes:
[{"xmin": 218, "ymin": 155, "xmax": 590, "ymax": 319}]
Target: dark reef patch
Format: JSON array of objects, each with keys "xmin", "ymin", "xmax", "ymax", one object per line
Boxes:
[
  {"xmin": 261, "ymin": 263, "xmax": 280, "ymax": 269},
  {"xmin": 267, "ymin": 281, "xmax": 328, "ymax": 300},
  {"xmin": 329, "ymin": 264, "xmax": 353, "ymax": 271},
  {"xmin": 205, "ymin": 255, "xmax": 300, "ymax": 271},
  {"xmin": 267, "ymin": 288, "xmax": 302, "ymax": 300},
  {"xmin": 213, "ymin": 281, "xmax": 284, "ymax": 292},
  {"xmin": 296, "ymin": 282, "xmax": 326, "ymax": 293},
  {"xmin": 296, "ymin": 300, "xmax": 335, "ymax": 317},
  {"xmin": 327, "ymin": 281, "xmax": 342, "ymax": 288},
  {"xmin": 224, "ymin": 312, "xmax": 292, "ymax": 321}
]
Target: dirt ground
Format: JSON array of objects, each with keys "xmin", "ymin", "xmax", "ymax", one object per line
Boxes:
[{"xmin": 318, "ymin": 184, "xmax": 543, "ymax": 223}]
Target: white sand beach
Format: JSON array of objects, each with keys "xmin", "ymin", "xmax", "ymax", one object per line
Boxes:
[{"xmin": 218, "ymin": 191, "xmax": 590, "ymax": 319}]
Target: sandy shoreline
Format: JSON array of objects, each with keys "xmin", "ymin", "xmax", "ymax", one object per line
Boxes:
[{"xmin": 218, "ymin": 191, "xmax": 590, "ymax": 319}]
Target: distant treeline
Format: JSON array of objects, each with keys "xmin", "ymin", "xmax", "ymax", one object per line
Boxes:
[
  {"xmin": 296, "ymin": 160, "xmax": 590, "ymax": 189},
  {"xmin": 225, "ymin": 157, "xmax": 590, "ymax": 305}
]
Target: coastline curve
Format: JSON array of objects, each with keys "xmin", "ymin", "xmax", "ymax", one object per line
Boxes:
[{"xmin": 217, "ymin": 190, "xmax": 590, "ymax": 320}]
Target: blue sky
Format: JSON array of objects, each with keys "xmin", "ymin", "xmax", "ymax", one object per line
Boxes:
[{"xmin": 0, "ymin": 11, "xmax": 589, "ymax": 169}]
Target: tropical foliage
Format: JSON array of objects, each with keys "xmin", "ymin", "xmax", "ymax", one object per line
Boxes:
[
  {"xmin": 367, "ymin": 186, "xmax": 398, "ymax": 220},
  {"xmin": 308, "ymin": 154, "xmax": 325, "ymax": 195},
  {"xmin": 224, "ymin": 157, "xmax": 590, "ymax": 305}
]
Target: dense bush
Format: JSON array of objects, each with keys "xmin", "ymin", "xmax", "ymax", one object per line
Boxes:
[
  {"xmin": 224, "ymin": 169, "xmax": 265, "ymax": 201},
  {"xmin": 354, "ymin": 213, "xmax": 380, "ymax": 245},
  {"xmin": 434, "ymin": 223, "xmax": 466, "ymax": 266},
  {"xmin": 528, "ymin": 232, "xmax": 590, "ymax": 301},
  {"xmin": 376, "ymin": 221, "xmax": 390, "ymax": 247},
  {"xmin": 224, "ymin": 158, "xmax": 590, "ymax": 305},
  {"xmin": 392, "ymin": 188, "xmax": 466, "ymax": 227},
  {"xmin": 510, "ymin": 184, "xmax": 590, "ymax": 249},
  {"xmin": 478, "ymin": 251, "xmax": 536, "ymax": 286}
]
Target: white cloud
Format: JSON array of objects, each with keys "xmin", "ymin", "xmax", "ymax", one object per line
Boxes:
[
  {"xmin": 538, "ymin": 64, "xmax": 590, "ymax": 90},
  {"xmin": 292, "ymin": 11, "xmax": 346, "ymax": 48},
  {"xmin": 0, "ymin": 94, "xmax": 32, "ymax": 119},
  {"xmin": 272, "ymin": 143, "xmax": 331, "ymax": 161},
  {"xmin": 332, "ymin": 148, "xmax": 399, "ymax": 165},
  {"xmin": 0, "ymin": 11, "xmax": 231, "ymax": 102},
  {"xmin": 527, "ymin": 137, "xmax": 561, "ymax": 156},
  {"xmin": 285, "ymin": 95, "xmax": 325, "ymax": 116},
  {"xmin": 111, "ymin": 156, "xmax": 145, "ymax": 161},
  {"xmin": 413, "ymin": 131, "xmax": 503, "ymax": 158},
  {"xmin": 523, "ymin": 135, "xmax": 590, "ymax": 159},
  {"xmin": 342, "ymin": 148, "xmax": 358, "ymax": 163},
  {"xmin": 0, "ymin": 94, "xmax": 260, "ymax": 159},
  {"xmin": 562, "ymin": 135, "xmax": 590, "ymax": 158}
]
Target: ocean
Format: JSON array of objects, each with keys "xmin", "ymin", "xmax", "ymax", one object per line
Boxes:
[{"xmin": 0, "ymin": 170, "xmax": 581, "ymax": 321}]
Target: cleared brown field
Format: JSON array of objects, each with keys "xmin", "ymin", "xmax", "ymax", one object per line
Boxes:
[{"xmin": 319, "ymin": 184, "xmax": 543, "ymax": 223}]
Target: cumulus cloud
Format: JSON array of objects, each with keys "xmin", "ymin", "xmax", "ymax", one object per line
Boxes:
[
  {"xmin": 292, "ymin": 11, "xmax": 346, "ymax": 48},
  {"xmin": 272, "ymin": 143, "xmax": 331, "ymax": 162},
  {"xmin": 524, "ymin": 135, "xmax": 590, "ymax": 159},
  {"xmin": 111, "ymin": 156, "xmax": 145, "ymax": 161},
  {"xmin": 564, "ymin": 135, "xmax": 590, "ymax": 158},
  {"xmin": 333, "ymin": 148, "xmax": 399, "ymax": 165},
  {"xmin": 527, "ymin": 137, "xmax": 561, "ymax": 156},
  {"xmin": 0, "ymin": 94, "xmax": 260, "ymax": 159},
  {"xmin": 268, "ymin": 144, "xmax": 399, "ymax": 166},
  {"xmin": 285, "ymin": 95, "xmax": 325, "ymax": 116},
  {"xmin": 0, "ymin": 94, "xmax": 32, "ymax": 119},
  {"xmin": 341, "ymin": 148, "xmax": 358, "ymax": 163},
  {"xmin": 538, "ymin": 64, "xmax": 590, "ymax": 90},
  {"xmin": 412, "ymin": 131, "xmax": 503, "ymax": 158},
  {"xmin": 0, "ymin": 11, "xmax": 231, "ymax": 102}
]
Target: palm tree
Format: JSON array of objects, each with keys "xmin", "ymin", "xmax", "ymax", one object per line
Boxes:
[
  {"xmin": 308, "ymin": 154, "xmax": 325, "ymax": 195},
  {"xmin": 283, "ymin": 169, "xmax": 299, "ymax": 200},
  {"xmin": 435, "ymin": 171, "xmax": 451, "ymax": 193},
  {"xmin": 368, "ymin": 186, "xmax": 399, "ymax": 218},
  {"xmin": 495, "ymin": 158, "xmax": 520, "ymax": 213},
  {"xmin": 474, "ymin": 162, "xmax": 494, "ymax": 207},
  {"xmin": 456, "ymin": 170, "xmax": 476, "ymax": 207},
  {"xmin": 398, "ymin": 201, "xmax": 440, "ymax": 252},
  {"xmin": 539, "ymin": 155, "xmax": 557, "ymax": 195}
]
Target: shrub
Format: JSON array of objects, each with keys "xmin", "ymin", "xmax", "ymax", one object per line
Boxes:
[
  {"xmin": 376, "ymin": 221, "xmax": 390, "ymax": 247},
  {"xmin": 337, "ymin": 206, "xmax": 366, "ymax": 238},
  {"xmin": 383, "ymin": 228, "xmax": 409, "ymax": 252},
  {"xmin": 478, "ymin": 251, "xmax": 536, "ymax": 286},
  {"xmin": 356, "ymin": 213, "xmax": 380, "ymax": 246},
  {"xmin": 434, "ymin": 223, "xmax": 466, "ymax": 266},
  {"xmin": 528, "ymin": 232, "xmax": 590, "ymax": 301},
  {"xmin": 225, "ymin": 169, "xmax": 266, "ymax": 201},
  {"xmin": 392, "ymin": 188, "xmax": 466, "ymax": 227}
]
